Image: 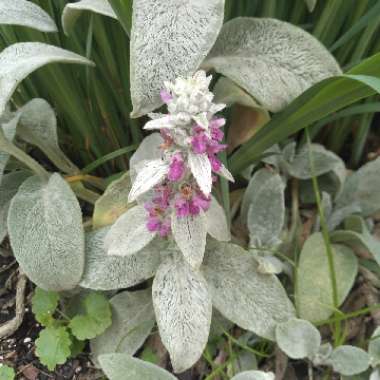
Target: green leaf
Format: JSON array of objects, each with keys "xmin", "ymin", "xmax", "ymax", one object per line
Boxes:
[
  {"xmin": 369, "ymin": 326, "xmax": 380, "ymax": 367},
  {"xmin": 32, "ymin": 288, "xmax": 59, "ymax": 326},
  {"xmin": 0, "ymin": 364, "xmax": 15, "ymax": 380},
  {"xmin": 8, "ymin": 174, "xmax": 85, "ymax": 291},
  {"xmin": 70, "ymin": 337, "xmax": 86, "ymax": 358},
  {"xmin": 98, "ymin": 353, "xmax": 177, "ymax": 380},
  {"xmin": 275, "ymin": 318, "xmax": 321, "ymax": 359},
  {"xmin": 0, "ymin": 0, "xmax": 57, "ymax": 32},
  {"xmin": 204, "ymin": 17, "xmax": 340, "ymax": 113},
  {"xmin": 91, "ymin": 290, "xmax": 154, "ymax": 361},
  {"xmin": 304, "ymin": 0, "xmax": 317, "ymax": 12},
  {"xmin": 297, "ymin": 233, "xmax": 358, "ymax": 322},
  {"xmin": 229, "ymin": 54, "xmax": 380, "ymax": 174},
  {"xmin": 69, "ymin": 292, "xmax": 112, "ymax": 340},
  {"xmin": 35, "ymin": 326, "xmax": 72, "ymax": 371},
  {"xmin": 330, "ymin": 346, "xmax": 370, "ymax": 376},
  {"xmin": 107, "ymin": 0, "xmax": 133, "ymax": 36}
]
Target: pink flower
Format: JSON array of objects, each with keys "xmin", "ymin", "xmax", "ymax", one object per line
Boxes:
[
  {"xmin": 191, "ymin": 133, "xmax": 208, "ymax": 154},
  {"xmin": 160, "ymin": 89, "xmax": 173, "ymax": 104},
  {"xmin": 147, "ymin": 216, "xmax": 160, "ymax": 232},
  {"xmin": 210, "ymin": 118, "xmax": 225, "ymax": 142},
  {"xmin": 159, "ymin": 219, "xmax": 171, "ymax": 237},
  {"xmin": 192, "ymin": 192, "xmax": 211, "ymax": 211},
  {"xmin": 209, "ymin": 155, "xmax": 222, "ymax": 172},
  {"xmin": 174, "ymin": 197, "xmax": 190, "ymax": 217},
  {"xmin": 168, "ymin": 153, "xmax": 185, "ymax": 182}
]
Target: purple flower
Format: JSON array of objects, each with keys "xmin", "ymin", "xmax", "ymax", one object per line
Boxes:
[
  {"xmin": 168, "ymin": 153, "xmax": 185, "ymax": 182},
  {"xmin": 191, "ymin": 133, "xmax": 208, "ymax": 154},
  {"xmin": 147, "ymin": 216, "xmax": 161, "ymax": 232},
  {"xmin": 160, "ymin": 89, "xmax": 173, "ymax": 104},
  {"xmin": 209, "ymin": 155, "xmax": 222, "ymax": 172},
  {"xmin": 159, "ymin": 219, "xmax": 171, "ymax": 237},
  {"xmin": 174, "ymin": 197, "xmax": 190, "ymax": 217}
]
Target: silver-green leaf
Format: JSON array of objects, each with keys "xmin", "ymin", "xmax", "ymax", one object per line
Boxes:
[
  {"xmin": 330, "ymin": 346, "xmax": 370, "ymax": 376},
  {"xmin": 231, "ymin": 371, "xmax": 275, "ymax": 380},
  {"xmin": 206, "ymin": 196, "xmax": 230, "ymax": 242},
  {"xmin": 369, "ymin": 327, "xmax": 380, "ymax": 367}
]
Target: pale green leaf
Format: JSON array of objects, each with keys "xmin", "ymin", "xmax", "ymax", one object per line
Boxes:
[
  {"xmin": 0, "ymin": 365, "xmax": 15, "ymax": 380},
  {"xmin": 304, "ymin": 0, "xmax": 317, "ymax": 12},
  {"xmin": 31, "ymin": 287, "xmax": 59, "ymax": 326},
  {"xmin": 369, "ymin": 327, "xmax": 380, "ymax": 367},
  {"xmin": 330, "ymin": 346, "xmax": 370, "ymax": 376},
  {"xmin": 0, "ymin": 114, "xmax": 19, "ymax": 183},
  {"xmin": 206, "ymin": 196, "xmax": 230, "ymax": 242},
  {"xmin": 231, "ymin": 371, "xmax": 275, "ymax": 380}
]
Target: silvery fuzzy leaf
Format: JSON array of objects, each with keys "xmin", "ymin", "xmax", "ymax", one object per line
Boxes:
[
  {"xmin": 304, "ymin": 0, "xmax": 317, "ymax": 12},
  {"xmin": 313, "ymin": 192, "xmax": 333, "ymax": 232},
  {"xmin": 80, "ymin": 227, "xmax": 161, "ymax": 290},
  {"xmin": 7, "ymin": 174, "xmax": 85, "ymax": 291},
  {"xmin": 0, "ymin": 171, "xmax": 31, "ymax": 244},
  {"xmin": 193, "ymin": 113, "xmax": 209, "ymax": 130},
  {"xmin": 93, "ymin": 172, "xmax": 133, "ymax": 228},
  {"xmin": 261, "ymin": 144, "xmax": 282, "ymax": 168},
  {"xmin": 297, "ymin": 233, "xmax": 358, "ymax": 322},
  {"xmin": 202, "ymin": 240, "xmax": 295, "ymax": 340},
  {"xmin": 368, "ymin": 327, "xmax": 380, "ymax": 367},
  {"xmin": 284, "ymin": 143, "xmax": 345, "ymax": 180},
  {"xmin": 247, "ymin": 172, "xmax": 285, "ymax": 248},
  {"xmin": 256, "ymin": 255, "xmax": 284, "ymax": 275},
  {"xmin": 206, "ymin": 196, "xmax": 230, "ymax": 242},
  {"xmin": 144, "ymin": 115, "xmax": 174, "ymax": 130},
  {"xmin": 204, "ymin": 18, "xmax": 341, "ymax": 113},
  {"xmin": 336, "ymin": 157, "xmax": 380, "ymax": 217},
  {"xmin": 152, "ymin": 252, "xmax": 212, "ymax": 373},
  {"xmin": 218, "ymin": 163, "xmax": 235, "ymax": 182},
  {"xmin": 171, "ymin": 211, "xmax": 207, "ymax": 269},
  {"xmin": 327, "ymin": 203, "xmax": 361, "ymax": 232},
  {"xmin": 275, "ymin": 318, "xmax": 321, "ymax": 359},
  {"xmin": 105, "ymin": 205, "xmax": 156, "ymax": 257},
  {"xmin": 189, "ymin": 152, "xmax": 212, "ymax": 196},
  {"xmin": 0, "ymin": 0, "xmax": 57, "ymax": 32},
  {"xmin": 209, "ymin": 308, "xmax": 234, "ymax": 340},
  {"xmin": 330, "ymin": 346, "xmax": 370, "ymax": 376},
  {"xmin": 0, "ymin": 42, "xmax": 94, "ymax": 116},
  {"xmin": 91, "ymin": 290, "xmax": 155, "ymax": 362},
  {"xmin": 370, "ymin": 369, "xmax": 380, "ymax": 380},
  {"xmin": 130, "ymin": 0, "xmax": 225, "ymax": 117},
  {"xmin": 62, "ymin": 0, "xmax": 117, "ymax": 35},
  {"xmin": 99, "ymin": 353, "xmax": 177, "ymax": 380},
  {"xmin": 0, "ymin": 113, "xmax": 19, "ymax": 183},
  {"xmin": 231, "ymin": 370, "xmax": 275, "ymax": 380},
  {"xmin": 128, "ymin": 159, "xmax": 169, "ymax": 203},
  {"xmin": 312, "ymin": 343, "xmax": 333, "ymax": 366},
  {"xmin": 18, "ymin": 98, "xmax": 77, "ymax": 174}
]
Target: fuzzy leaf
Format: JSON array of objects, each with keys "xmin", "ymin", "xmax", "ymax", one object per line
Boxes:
[
  {"xmin": 171, "ymin": 211, "xmax": 207, "ymax": 269},
  {"xmin": 93, "ymin": 172, "xmax": 132, "ymax": 228},
  {"xmin": 336, "ymin": 157, "xmax": 380, "ymax": 217},
  {"xmin": 69, "ymin": 292, "xmax": 112, "ymax": 340},
  {"xmin": 189, "ymin": 152, "xmax": 212, "ymax": 196},
  {"xmin": 32, "ymin": 288, "xmax": 59, "ymax": 326},
  {"xmin": 153, "ymin": 252, "xmax": 212, "ymax": 373},
  {"xmin": 231, "ymin": 371, "xmax": 275, "ymax": 380},
  {"xmin": 0, "ymin": 114, "xmax": 19, "ymax": 183},
  {"xmin": 105, "ymin": 205, "xmax": 156, "ymax": 256},
  {"xmin": 0, "ymin": 42, "xmax": 94, "ymax": 115},
  {"xmin": 330, "ymin": 346, "xmax": 370, "ymax": 376},
  {"xmin": 99, "ymin": 353, "xmax": 177, "ymax": 380},
  {"xmin": 62, "ymin": 0, "xmax": 117, "ymax": 35},
  {"xmin": 130, "ymin": 0, "xmax": 225, "ymax": 117},
  {"xmin": 35, "ymin": 326, "xmax": 72, "ymax": 371},
  {"xmin": 276, "ymin": 318, "xmax": 321, "ymax": 359},
  {"xmin": 80, "ymin": 227, "xmax": 161, "ymax": 290},
  {"xmin": 297, "ymin": 233, "xmax": 358, "ymax": 322},
  {"xmin": 369, "ymin": 327, "xmax": 380, "ymax": 367},
  {"xmin": 202, "ymin": 240, "xmax": 295, "ymax": 340},
  {"xmin": 0, "ymin": 0, "xmax": 57, "ymax": 32},
  {"xmin": 371, "ymin": 369, "xmax": 380, "ymax": 380},
  {"xmin": 128, "ymin": 159, "xmax": 169, "ymax": 202},
  {"xmin": 8, "ymin": 174, "xmax": 85, "ymax": 291},
  {"xmin": 204, "ymin": 18, "xmax": 341, "ymax": 112},
  {"xmin": 91, "ymin": 290, "xmax": 154, "ymax": 360},
  {"xmin": 206, "ymin": 196, "xmax": 230, "ymax": 242}
]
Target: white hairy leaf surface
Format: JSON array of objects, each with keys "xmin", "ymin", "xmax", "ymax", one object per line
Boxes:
[
  {"xmin": 0, "ymin": 171, "xmax": 31, "ymax": 244},
  {"xmin": 188, "ymin": 152, "xmax": 212, "ymax": 196},
  {"xmin": 202, "ymin": 240, "xmax": 295, "ymax": 340},
  {"xmin": 218, "ymin": 163, "xmax": 235, "ymax": 182},
  {"xmin": 275, "ymin": 318, "xmax": 321, "ymax": 359},
  {"xmin": 204, "ymin": 18, "xmax": 341, "ymax": 112},
  {"xmin": 128, "ymin": 159, "xmax": 169, "ymax": 202},
  {"xmin": 297, "ymin": 233, "xmax": 358, "ymax": 322},
  {"xmin": 206, "ymin": 196, "xmax": 230, "ymax": 242},
  {"xmin": 0, "ymin": 0, "xmax": 57, "ymax": 32},
  {"xmin": 91, "ymin": 290, "xmax": 155, "ymax": 361},
  {"xmin": 0, "ymin": 42, "xmax": 94, "ymax": 115},
  {"xmin": 130, "ymin": 0, "xmax": 225, "ymax": 117},
  {"xmin": 369, "ymin": 327, "xmax": 380, "ymax": 368},
  {"xmin": 99, "ymin": 354, "xmax": 177, "ymax": 380},
  {"xmin": 8, "ymin": 174, "xmax": 85, "ymax": 291},
  {"xmin": 105, "ymin": 205, "xmax": 156, "ymax": 256},
  {"xmin": 80, "ymin": 227, "xmax": 161, "ymax": 290},
  {"xmin": 62, "ymin": 0, "xmax": 117, "ymax": 35},
  {"xmin": 330, "ymin": 346, "xmax": 370, "ymax": 376},
  {"xmin": 0, "ymin": 114, "xmax": 19, "ymax": 182},
  {"xmin": 153, "ymin": 252, "xmax": 212, "ymax": 373},
  {"xmin": 171, "ymin": 211, "xmax": 207, "ymax": 269},
  {"xmin": 231, "ymin": 371, "xmax": 275, "ymax": 380}
]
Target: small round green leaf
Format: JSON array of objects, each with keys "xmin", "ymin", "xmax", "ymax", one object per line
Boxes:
[
  {"xmin": 330, "ymin": 346, "xmax": 370, "ymax": 376},
  {"xmin": 31, "ymin": 287, "xmax": 59, "ymax": 326}
]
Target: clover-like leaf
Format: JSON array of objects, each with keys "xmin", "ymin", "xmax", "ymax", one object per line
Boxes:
[
  {"xmin": 32, "ymin": 287, "xmax": 59, "ymax": 326},
  {"xmin": 105, "ymin": 205, "xmax": 156, "ymax": 257},
  {"xmin": 0, "ymin": 0, "xmax": 57, "ymax": 32},
  {"xmin": 69, "ymin": 292, "xmax": 112, "ymax": 340},
  {"xmin": 62, "ymin": 0, "xmax": 117, "ymax": 35},
  {"xmin": 206, "ymin": 196, "xmax": 230, "ymax": 242},
  {"xmin": 297, "ymin": 233, "xmax": 358, "ymax": 322},
  {"xmin": 204, "ymin": 17, "xmax": 341, "ymax": 113},
  {"xmin": 0, "ymin": 364, "xmax": 15, "ymax": 380},
  {"xmin": 0, "ymin": 42, "xmax": 94, "ymax": 116},
  {"xmin": 91, "ymin": 290, "xmax": 155, "ymax": 361},
  {"xmin": 35, "ymin": 326, "xmax": 72, "ymax": 371},
  {"xmin": 330, "ymin": 346, "xmax": 370, "ymax": 376},
  {"xmin": 130, "ymin": 0, "xmax": 225, "ymax": 117},
  {"xmin": 99, "ymin": 353, "xmax": 177, "ymax": 380},
  {"xmin": 276, "ymin": 318, "xmax": 321, "ymax": 359},
  {"xmin": 8, "ymin": 174, "xmax": 85, "ymax": 291},
  {"xmin": 231, "ymin": 371, "xmax": 275, "ymax": 380},
  {"xmin": 153, "ymin": 251, "xmax": 212, "ymax": 373},
  {"xmin": 202, "ymin": 240, "xmax": 295, "ymax": 340}
]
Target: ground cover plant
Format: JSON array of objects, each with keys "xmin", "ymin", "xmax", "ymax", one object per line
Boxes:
[{"xmin": 0, "ymin": 0, "xmax": 380, "ymax": 379}]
